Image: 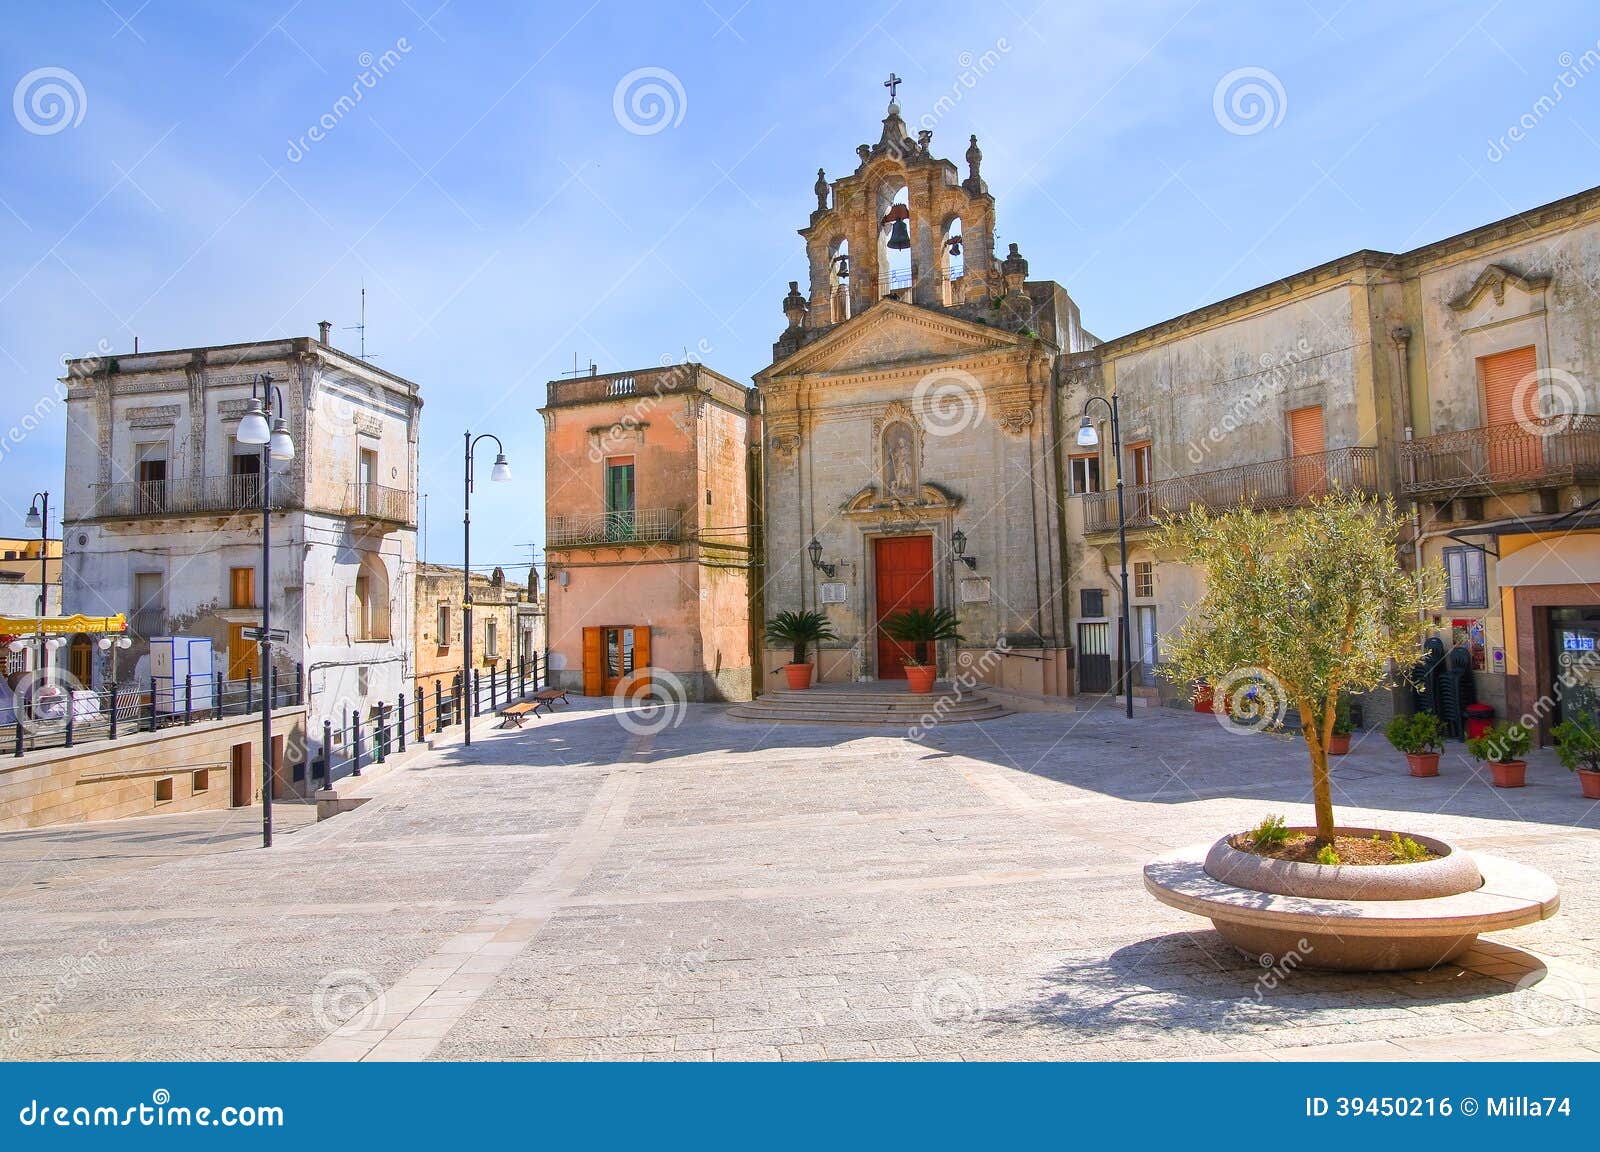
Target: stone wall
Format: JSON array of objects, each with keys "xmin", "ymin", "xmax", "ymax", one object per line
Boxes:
[{"xmin": 0, "ymin": 707, "xmax": 305, "ymax": 832}]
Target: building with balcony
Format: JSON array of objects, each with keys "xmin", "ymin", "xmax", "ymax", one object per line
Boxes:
[
  {"xmin": 411, "ymin": 562, "xmax": 542, "ymax": 697},
  {"xmin": 1061, "ymin": 182, "xmax": 1600, "ymax": 736},
  {"xmin": 60, "ymin": 327, "xmax": 422, "ymax": 790},
  {"xmin": 540, "ymin": 362, "xmax": 756, "ymax": 702},
  {"xmin": 0, "ymin": 536, "xmax": 63, "ymax": 620}
]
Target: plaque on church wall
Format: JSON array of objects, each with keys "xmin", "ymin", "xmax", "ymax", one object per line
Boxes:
[
  {"xmin": 820, "ymin": 582, "xmax": 848, "ymax": 604},
  {"xmin": 960, "ymin": 577, "xmax": 991, "ymax": 603}
]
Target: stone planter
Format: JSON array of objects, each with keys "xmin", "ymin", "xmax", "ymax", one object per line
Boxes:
[
  {"xmin": 1327, "ymin": 733, "xmax": 1351, "ymax": 755},
  {"xmin": 1489, "ymin": 760, "xmax": 1527, "ymax": 788},
  {"xmin": 1406, "ymin": 752, "xmax": 1440, "ymax": 777},
  {"xmin": 1577, "ymin": 769, "xmax": 1600, "ymax": 799},
  {"xmin": 1144, "ymin": 827, "xmax": 1560, "ymax": 972},
  {"xmin": 782, "ymin": 663, "xmax": 814, "ymax": 691},
  {"xmin": 903, "ymin": 665, "xmax": 937, "ymax": 694}
]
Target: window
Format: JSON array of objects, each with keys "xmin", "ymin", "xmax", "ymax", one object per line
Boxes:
[
  {"xmin": 605, "ymin": 458, "xmax": 636, "ymax": 540},
  {"xmin": 351, "ymin": 553, "xmax": 391, "ymax": 641},
  {"xmin": 1129, "ymin": 442, "xmax": 1153, "ymax": 487},
  {"xmin": 136, "ymin": 452, "xmax": 167, "ymax": 513},
  {"xmin": 1478, "ymin": 345, "xmax": 1539, "ymax": 429},
  {"xmin": 1080, "ymin": 588, "xmax": 1106, "ymax": 618},
  {"xmin": 133, "ymin": 572, "xmax": 164, "ymax": 636},
  {"xmin": 1443, "ymin": 547, "xmax": 1488, "ymax": 609},
  {"xmin": 229, "ymin": 567, "xmax": 256, "ymax": 609},
  {"xmin": 436, "ymin": 603, "xmax": 451, "ymax": 648},
  {"xmin": 358, "ymin": 448, "xmax": 378, "ymax": 514},
  {"xmin": 230, "ymin": 452, "xmax": 261, "ymax": 505},
  {"xmin": 1068, "ymin": 453, "xmax": 1101, "ymax": 495},
  {"xmin": 1134, "ymin": 561, "xmax": 1154, "ymax": 599},
  {"xmin": 485, "ymin": 619, "xmax": 499, "ymax": 660}
]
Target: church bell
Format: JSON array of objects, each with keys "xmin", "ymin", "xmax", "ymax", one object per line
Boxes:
[{"xmin": 886, "ymin": 218, "xmax": 911, "ymax": 250}]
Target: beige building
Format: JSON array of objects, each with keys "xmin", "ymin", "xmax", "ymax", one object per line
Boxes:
[
  {"xmin": 1063, "ymin": 185, "xmax": 1600, "ymax": 737},
  {"xmin": 412, "ymin": 562, "xmax": 542, "ymax": 696},
  {"xmin": 540, "ymin": 362, "xmax": 756, "ymax": 702},
  {"xmin": 60, "ymin": 326, "xmax": 422, "ymax": 786},
  {"xmin": 755, "ymin": 98, "xmax": 1093, "ymax": 696}
]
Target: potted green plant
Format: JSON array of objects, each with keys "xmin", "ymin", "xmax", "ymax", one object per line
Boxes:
[
  {"xmin": 1551, "ymin": 711, "xmax": 1600, "ymax": 799},
  {"xmin": 880, "ymin": 607, "xmax": 964, "ymax": 694},
  {"xmin": 764, "ymin": 610, "xmax": 836, "ymax": 691},
  {"xmin": 1466, "ymin": 720, "xmax": 1533, "ymax": 788},
  {"xmin": 1191, "ymin": 680, "xmax": 1214, "ymax": 714},
  {"xmin": 1384, "ymin": 711, "xmax": 1444, "ymax": 777},
  {"xmin": 1326, "ymin": 696, "xmax": 1354, "ymax": 755}
]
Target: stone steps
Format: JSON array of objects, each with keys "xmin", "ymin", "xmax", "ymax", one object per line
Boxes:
[{"xmin": 727, "ymin": 686, "xmax": 1009, "ymax": 726}]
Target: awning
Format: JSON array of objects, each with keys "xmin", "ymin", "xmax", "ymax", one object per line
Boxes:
[{"xmin": 0, "ymin": 613, "xmax": 127, "ymax": 636}]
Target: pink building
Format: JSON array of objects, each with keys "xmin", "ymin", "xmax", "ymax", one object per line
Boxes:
[{"xmin": 540, "ymin": 363, "xmax": 757, "ymax": 702}]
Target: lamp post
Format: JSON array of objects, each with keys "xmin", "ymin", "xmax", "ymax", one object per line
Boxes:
[
  {"xmin": 1077, "ymin": 396, "xmax": 1135, "ymax": 720},
  {"xmin": 235, "ymin": 372, "xmax": 295, "ymax": 848},
  {"xmin": 24, "ymin": 492, "xmax": 49, "ymax": 666},
  {"xmin": 463, "ymin": 431, "xmax": 511, "ymax": 746}
]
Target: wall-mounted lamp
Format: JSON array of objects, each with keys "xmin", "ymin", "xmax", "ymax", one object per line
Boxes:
[
  {"xmin": 556, "ymin": 569, "xmax": 570, "ymax": 588},
  {"xmin": 951, "ymin": 529, "xmax": 977, "ymax": 570},
  {"xmin": 807, "ymin": 537, "xmax": 837, "ymax": 579}
]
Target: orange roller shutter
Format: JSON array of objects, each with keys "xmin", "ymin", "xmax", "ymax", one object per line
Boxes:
[
  {"xmin": 1480, "ymin": 346, "xmax": 1538, "ymax": 428},
  {"xmin": 1287, "ymin": 405, "xmax": 1325, "ymax": 457}
]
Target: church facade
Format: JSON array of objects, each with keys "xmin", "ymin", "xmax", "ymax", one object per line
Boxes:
[{"xmin": 753, "ymin": 98, "xmax": 1094, "ymax": 697}]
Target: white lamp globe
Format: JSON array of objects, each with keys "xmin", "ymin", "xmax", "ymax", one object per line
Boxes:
[
  {"xmin": 490, "ymin": 454, "xmax": 511, "ymax": 483},
  {"xmin": 236, "ymin": 399, "xmax": 271, "ymax": 446}
]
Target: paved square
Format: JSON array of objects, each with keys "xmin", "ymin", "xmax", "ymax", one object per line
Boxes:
[{"xmin": 4, "ymin": 700, "xmax": 1599, "ymax": 1061}]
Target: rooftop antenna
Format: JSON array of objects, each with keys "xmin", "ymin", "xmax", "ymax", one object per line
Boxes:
[
  {"xmin": 344, "ymin": 283, "xmax": 378, "ymax": 361},
  {"xmin": 559, "ymin": 354, "xmax": 596, "ymax": 379}
]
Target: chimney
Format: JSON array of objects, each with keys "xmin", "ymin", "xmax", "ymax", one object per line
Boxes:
[{"xmin": 317, "ymin": 320, "xmax": 332, "ymax": 345}]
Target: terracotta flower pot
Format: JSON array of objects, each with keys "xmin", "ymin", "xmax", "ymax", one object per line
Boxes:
[
  {"xmin": 1327, "ymin": 733, "xmax": 1351, "ymax": 756},
  {"xmin": 1408, "ymin": 752, "xmax": 1446, "ymax": 777},
  {"xmin": 1578, "ymin": 769, "xmax": 1600, "ymax": 799},
  {"xmin": 1192, "ymin": 685, "xmax": 1214, "ymax": 713},
  {"xmin": 1490, "ymin": 760, "xmax": 1527, "ymax": 788},
  {"xmin": 903, "ymin": 665, "xmax": 938, "ymax": 694},
  {"xmin": 782, "ymin": 663, "xmax": 814, "ymax": 691},
  {"xmin": 1406, "ymin": 752, "xmax": 1440, "ymax": 778}
]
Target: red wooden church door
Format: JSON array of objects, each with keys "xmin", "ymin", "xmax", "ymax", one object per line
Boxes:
[{"xmin": 874, "ymin": 535, "xmax": 934, "ymax": 679}]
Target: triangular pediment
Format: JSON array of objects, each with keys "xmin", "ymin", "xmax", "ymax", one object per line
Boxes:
[
  {"xmin": 761, "ymin": 300, "xmax": 1028, "ymax": 380},
  {"xmin": 1448, "ymin": 263, "xmax": 1551, "ymax": 315}
]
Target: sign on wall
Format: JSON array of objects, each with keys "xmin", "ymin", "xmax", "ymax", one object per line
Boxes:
[
  {"xmin": 960, "ymin": 577, "xmax": 991, "ymax": 603},
  {"xmin": 820, "ymin": 582, "xmax": 848, "ymax": 604}
]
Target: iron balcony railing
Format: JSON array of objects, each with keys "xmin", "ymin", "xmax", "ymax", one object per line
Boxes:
[
  {"xmin": 90, "ymin": 474, "xmax": 287, "ymax": 519},
  {"xmin": 344, "ymin": 482, "xmax": 413, "ymax": 526},
  {"xmin": 1402, "ymin": 417, "xmax": 1600, "ymax": 495},
  {"xmin": 1082, "ymin": 446, "xmax": 1381, "ymax": 534},
  {"xmin": 546, "ymin": 508, "xmax": 685, "ymax": 548}
]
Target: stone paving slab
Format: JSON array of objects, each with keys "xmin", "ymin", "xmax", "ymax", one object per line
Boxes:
[{"xmin": 2, "ymin": 699, "xmax": 1599, "ymax": 1061}]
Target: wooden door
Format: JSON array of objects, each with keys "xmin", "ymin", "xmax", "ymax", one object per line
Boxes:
[
  {"xmin": 582, "ymin": 627, "xmax": 603, "ymax": 696},
  {"xmin": 601, "ymin": 627, "xmax": 637, "ymax": 695},
  {"xmin": 1128, "ymin": 442, "xmax": 1153, "ymax": 523},
  {"xmin": 1287, "ymin": 405, "xmax": 1326, "ymax": 499},
  {"xmin": 230, "ymin": 742, "xmax": 250, "ymax": 807},
  {"xmin": 1481, "ymin": 345, "xmax": 1540, "ymax": 478},
  {"xmin": 68, "ymin": 638, "xmax": 92, "ymax": 686},
  {"xmin": 228, "ymin": 623, "xmax": 259, "ymax": 682},
  {"xmin": 874, "ymin": 535, "xmax": 934, "ymax": 679}
]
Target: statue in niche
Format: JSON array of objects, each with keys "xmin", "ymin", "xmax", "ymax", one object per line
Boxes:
[{"xmin": 883, "ymin": 422, "xmax": 917, "ymax": 499}]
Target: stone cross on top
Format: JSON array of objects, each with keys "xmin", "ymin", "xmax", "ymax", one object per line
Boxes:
[{"xmin": 883, "ymin": 72, "xmax": 902, "ymax": 105}]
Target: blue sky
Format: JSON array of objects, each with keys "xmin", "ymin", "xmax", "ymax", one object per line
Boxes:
[{"xmin": 3, "ymin": 0, "xmax": 1599, "ymax": 574}]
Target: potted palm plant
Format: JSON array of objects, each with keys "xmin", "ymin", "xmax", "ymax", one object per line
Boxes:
[
  {"xmin": 1552, "ymin": 710, "xmax": 1600, "ymax": 799},
  {"xmin": 1466, "ymin": 720, "xmax": 1532, "ymax": 788},
  {"xmin": 880, "ymin": 607, "xmax": 963, "ymax": 694},
  {"xmin": 764, "ymin": 610, "xmax": 836, "ymax": 691},
  {"xmin": 1384, "ymin": 711, "xmax": 1444, "ymax": 777}
]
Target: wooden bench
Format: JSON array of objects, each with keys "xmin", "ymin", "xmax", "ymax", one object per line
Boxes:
[
  {"xmin": 497, "ymin": 701, "xmax": 540, "ymax": 728},
  {"xmin": 531, "ymin": 687, "xmax": 569, "ymax": 711}
]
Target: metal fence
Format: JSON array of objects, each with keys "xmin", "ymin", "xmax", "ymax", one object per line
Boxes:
[
  {"xmin": 310, "ymin": 654, "xmax": 547, "ymax": 788},
  {"xmin": 7, "ymin": 665, "xmax": 305, "ymax": 758}
]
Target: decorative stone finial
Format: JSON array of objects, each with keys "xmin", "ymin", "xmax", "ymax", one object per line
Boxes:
[
  {"xmin": 783, "ymin": 280, "xmax": 808, "ymax": 331},
  {"xmin": 917, "ymin": 129, "xmax": 932, "ymax": 154},
  {"xmin": 1001, "ymin": 242, "xmax": 1028, "ymax": 294},
  {"xmin": 965, "ymin": 134, "xmax": 984, "ymax": 190},
  {"xmin": 814, "ymin": 168, "xmax": 829, "ymax": 212}
]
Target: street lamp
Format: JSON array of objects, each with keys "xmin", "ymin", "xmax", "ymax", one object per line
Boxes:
[
  {"xmin": 807, "ymin": 537, "xmax": 836, "ymax": 579},
  {"xmin": 463, "ymin": 431, "xmax": 511, "ymax": 747},
  {"xmin": 97, "ymin": 634, "xmax": 132, "ymax": 683},
  {"xmin": 25, "ymin": 491, "xmax": 48, "ymax": 661},
  {"xmin": 236, "ymin": 372, "xmax": 294, "ymax": 848},
  {"xmin": 1077, "ymin": 397, "xmax": 1134, "ymax": 720}
]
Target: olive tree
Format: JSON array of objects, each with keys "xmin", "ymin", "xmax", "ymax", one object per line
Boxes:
[{"xmin": 1157, "ymin": 492, "xmax": 1443, "ymax": 844}]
